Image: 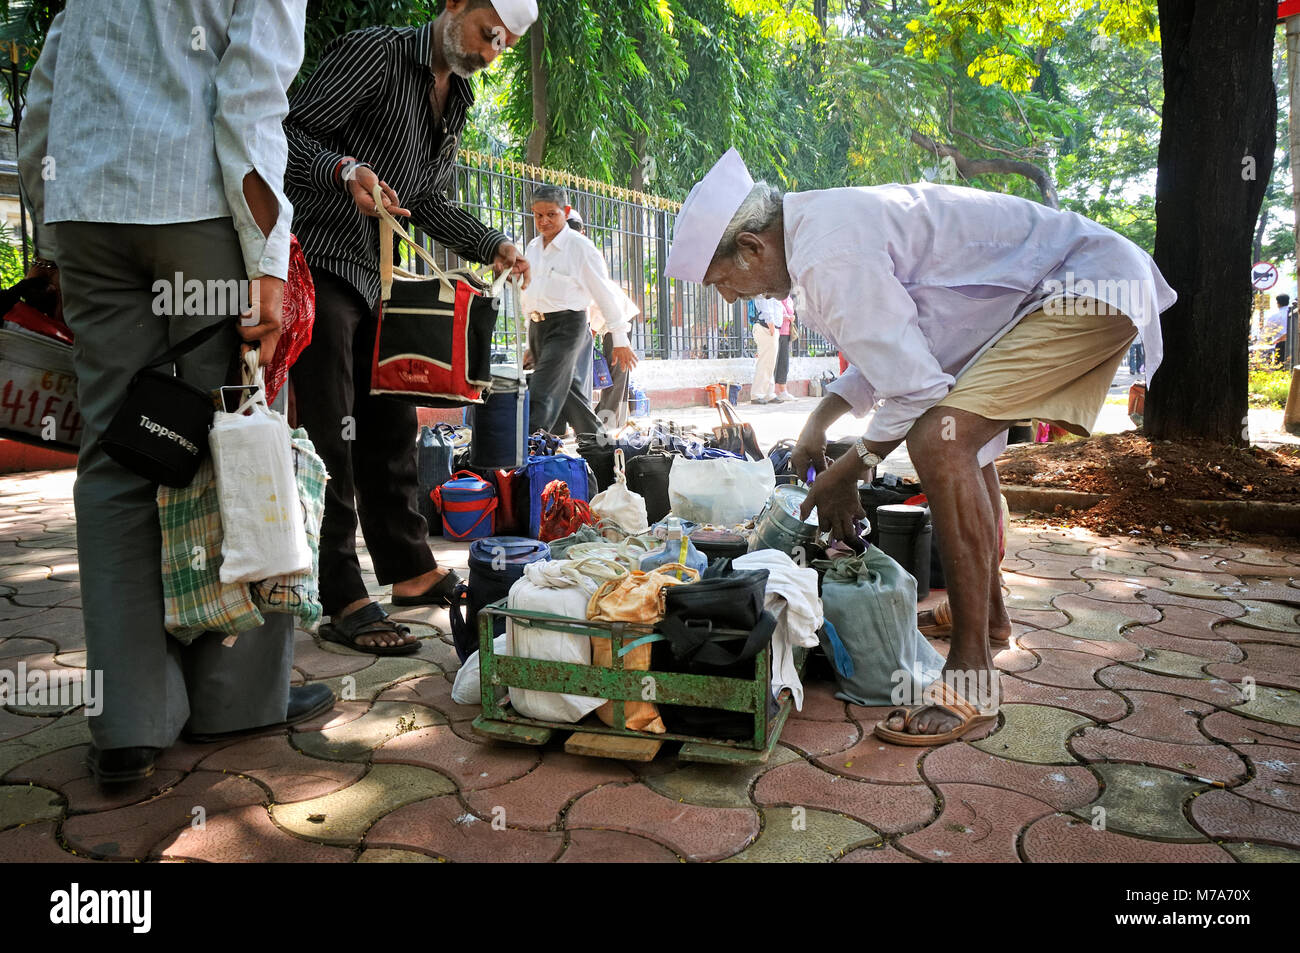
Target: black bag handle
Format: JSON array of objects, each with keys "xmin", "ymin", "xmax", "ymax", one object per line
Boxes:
[
  {"xmin": 658, "ymin": 610, "xmax": 777, "ymax": 669},
  {"xmin": 692, "ymin": 610, "xmax": 777, "ymax": 668},
  {"xmin": 144, "ymin": 319, "xmax": 230, "ymax": 371}
]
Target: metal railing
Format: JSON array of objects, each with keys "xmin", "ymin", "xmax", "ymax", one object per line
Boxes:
[{"xmin": 406, "ymin": 149, "xmax": 834, "ymax": 363}]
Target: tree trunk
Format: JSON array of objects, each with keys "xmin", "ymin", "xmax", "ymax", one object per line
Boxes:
[
  {"xmin": 525, "ymin": 18, "xmax": 547, "ymax": 166},
  {"xmin": 909, "ymin": 131, "xmax": 1059, "ymax": 207},
  {"xmin": 1147, "ymin": 1, "xmax": 1277, "ymax": 444}
]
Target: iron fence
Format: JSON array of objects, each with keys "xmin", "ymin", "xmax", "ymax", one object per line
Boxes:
[{"xmin": 405, "ymin": 149, "xmax": 834, "ymax": 363}]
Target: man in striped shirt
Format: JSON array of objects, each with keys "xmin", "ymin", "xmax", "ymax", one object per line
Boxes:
[{"xmin": 283, "ymin": 0, "xmax": 537, "ymax": 654}]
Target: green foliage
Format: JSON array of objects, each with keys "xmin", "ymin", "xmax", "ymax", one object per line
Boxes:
[
  {"xmin": 0, "ymin": 233, "xmax": 25, "ymax": 289},
  {"xmin": 1248, "ymin": 367, "xmax": 1291, "ymax": 408},
  {"xmin": 301, "ymin": 0, "xmax": 441, "ymax": 86}
]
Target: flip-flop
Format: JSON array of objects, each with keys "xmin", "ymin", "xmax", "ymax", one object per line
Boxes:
[
  {"xmin": 873, "ymin": 679, "xmax": 999, "ymax": 747},
  {"xmin": 391, "ymin": 568, "xmax": 464, "ymax": 607},
  {"xmin": 319, "ymin": 602, "xmax": 419, "ymax": 656},
  {"xmin": 918, "ymin": 599, "xmax": 1011, "ymax": 648}
]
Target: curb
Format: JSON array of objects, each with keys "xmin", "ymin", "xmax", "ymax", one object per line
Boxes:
[{"xmin": 1002, "ymin": 485, "xmax": 1300, "ymax": 535}]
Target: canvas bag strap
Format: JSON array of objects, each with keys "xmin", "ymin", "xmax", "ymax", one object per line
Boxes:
[{"xmin": 374, "ymin": 184, "xmax": 454, "ymax": 300}]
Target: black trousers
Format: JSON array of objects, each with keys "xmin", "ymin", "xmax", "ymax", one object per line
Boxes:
[
  {"xmin": 527, "ymin": 309, "xmax": 603, "ymax": 436},
  {"xmin": 290, "ymin": 267, "xmax": 436, "ymax": 617},
  {"xmin": 775, "ymin": 331, "xmax": 791, "ymax": 386}
]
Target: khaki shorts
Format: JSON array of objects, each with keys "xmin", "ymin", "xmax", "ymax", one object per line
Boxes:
[{"xmin": 935, "ymin": 298, "xmax": 1138, "ymax": 436}]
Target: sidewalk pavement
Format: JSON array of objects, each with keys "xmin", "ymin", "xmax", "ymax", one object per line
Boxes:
[{"xmin": 1, "ymin": 465, "xmax": 1299, "ymax": 862}]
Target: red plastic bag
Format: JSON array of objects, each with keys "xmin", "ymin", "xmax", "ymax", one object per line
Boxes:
[
  {"xmin": 539, "ymin": 479, "xmax": 595, "ymax": 542},
  {"xmin": 264, "ymin": 236, "xmax": 315, "ymax": 405}
]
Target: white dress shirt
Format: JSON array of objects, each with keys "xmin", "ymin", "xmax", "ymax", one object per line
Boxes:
[
  {"xmin": 18, "ymin": 1, "xmax": 306, "ymax": 281},
  {"xmin": 785, "ymin": 183, "xmax": 1176, "ymax": 465},
  {"xmin": 752, "ymin": 295, "xmax": 782, "ymax": 327},
  {"xmin": 520, "ymin": 226, "xmax": 633, "ymax": 348}
]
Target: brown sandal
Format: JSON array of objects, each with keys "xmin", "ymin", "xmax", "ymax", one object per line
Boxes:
[
  {"xmin": 873, "ymin": 679, "xmax": 999, "ymax": 747},
  {"xmin": 918, "ymin": 599, "xmax": 1011, "ymax": 648}
]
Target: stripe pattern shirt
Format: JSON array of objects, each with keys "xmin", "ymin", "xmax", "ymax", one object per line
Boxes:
[
  {"xmin": 283, "ymin": 24, "xmax": 508, "ymax": 308},
  {"xmin": 18, "ymin": 0, "xmax": 306, "ymax": 280}
]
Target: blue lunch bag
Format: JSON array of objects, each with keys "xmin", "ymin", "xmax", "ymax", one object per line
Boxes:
[{"xmin": 431, "ymin": 470, "xmax": 498, "ymax": 541}]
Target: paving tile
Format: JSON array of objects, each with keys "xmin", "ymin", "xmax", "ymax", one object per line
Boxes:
[
  {"xmin": 1021, "ymin": 812, "xmax": 1232, "ymax": 862},
  {"xmin": 1071, "ymin": 763, "xmax": 1209, "ymax": 841},
  {"xmin": 1049, "ymin": 594, "xmax": 1161, "ymax": 642},
  {"xmin": 753, "ymin": 760, "xmax": 936, "ymax": 833},
  {"xmin": 1210, "ymin": 622, "xmax": 1300, "ymax": 649},
  {"xmin": 639, "ymin": 745, "xmax": 798, "ymax": 809},
  {"xmin": 158, "ymin": 804, "xmax": 355, "ymax": 862},
  {"xmin": 1140, "ymin": 588, "xmax": 1248, "ymax": 618},
  {"xmin": 356, "ymin": 848, "xmax": 440, "ymax": 862},
  {"xmin": 373, "ymin": 724, "xmax": 540, "ymax": 790},
  {"xmin": 0, "ymin": 707, "xmax": 54, "ymax": 744},
  {"xmin": 1201, "ymin": 710, "xmax": 1300, "ymax": 750},
  {"xmin": 271, "ymin": 763, "xmax": 453, "ymax": 846},
  {"xmin": 971, "ymin": 703, "xmax": 1093, "ymax": 764},
  {"xmin": 1097, "ymin": 666, "xmax": 1245, "ymax": 709},
  {"xmin": 1190, "ymin": 789, "xmax": 1300, "ymax": 849},
  {"xmin": 1001, "ymin": 573, "xmax": 1091, "ymax": 611},
  {"xmin": 1223, "ymin": 842, "xmax": 1300, "ymax": 862},
  {"xmin": 1080, "ymin": 578, "xmax": 1169, "ymax": 605},
  {"xmin": 921, "ymin": 742, "xmax": 1098, "ymax": 810},
  {"xmin": 1129, "ymin": 648, "xmax": 1215, "ymax": 679},
  {"xmin": 1215, "ymin": 559, "xmax": 1298, "ymax": 578},
  {"xmin": 565, "ymin": 783, "xmax": 760, "ymax": 862},
  {"xmin": 1220, "ymin": 546, "xmax": 1294, "ymax": 568},
  {"xmin": 320, "ymin": 657, "xmax": 441, "ymax": 702},
  {"xmin": 1229, "ymin": 601, "xmax": 1300, "ymax": 634},
  {"xmin": 1149, "ymin": 571, "xmax": 1242, "ymax": 604},
  {"xmin": 1154, "ymin": 546, "xmax": 1240, "ymax": 574},
  {"xmin": 291, "ymin": 637, "xmax": 377, "ymax": 680},
  {"xmin": 998, "ymin": 676, "xmax": 1127, "ymax": 722},
  {"xmin": 62, "ymin": 771, "xmax": 267, "ymax": 859},
  {"xmin": 1206, "ymin": 642, "xmax": 1300, "ymax": 692},
  {"xmin": 793, "ymin": 680, "xmax": 852, "ymax": 721},
  {"xmin": 291, "ymin": 699, "xmax": 371, "ymax": 734},
  {"xmin": 814, "ymin": 733, "xmax": 927, "ymax": 784},
  {"xmin": 1012, "ymin": 551, "xmax": 1083, "ymax": 580},
  {"xmin": 292, "ymin": 700, "xmax": 446, "ymax": 762},
  {"xmin": 1014, "ymin": 648, "xmax": 1114, "ymax": 690},
  {"xmin": 463, "ymin": 751, "xmax": 633, "ymax": 829},
  {"xmin": 838, "ymin": 844, "xmax": 921, "ymax": 862},
  {"xmin": 556, "ymin": 829, "xmax": 679, "ymax": 863},
  {"xmin": 197, "ymin": 734, "xmax": 367, "ymax": 803},
  {"xmin": 377, "ymin": 674, "xmax": 482, "ymax": 723},
  {"xmin": 1125, "ymin": 626, "xmax": 1244, "ymax": 664},
  {"xmin": 0, "ymin": 783, "xmax": 63, "ymax": 829},
  {"xmin": 899, "ymin": 783, "xmax": 1054, "ymax": 862},
  {"xmin": 1007, "ymin": 608, "xmax": 1070, "ymax": 629},
  {"xmin": 1107, "ymin": 691, "xmax": 1214, "ymax": 746},
  {"xmin": 1231, "ymin": 687, "xmax": 1300, "ymax": 727},
  {"xmin": 1070, "ymin": 727, "xmax": 1247, "ymax": 784},
  {"xmin": 1016, "ymin": 628, "xmax": 1143, "ymax": 663},
  {"xmin": 365, "ymin": 794, "xmax": 566, "ymax": 861},
  {"xmin": 0, "ymin": 711, "xmax": 91, "ymax": 777},
  {"xmin": 1075, "ymin": 554, "xmax": 1162, "ymax": 579},
  {"xmin": 778, "ymin": 718, "xmax": 862, "ymax": 757},
  {"xmin": 1226, "ymin": 584, "xmax": 1300, "ymax": 605},
  {"xmin": 0, "ymin": 820, "xmax": 95, "ymax": 863},
  {"xmin": 1229, "ymin": 773, "xmax": 1300, "ymax": 814},
  {"xmin": 4, "ymin": 743, "xmax": 187, "ymax": 814},
  {"xmin": 1033, "ymin": 539, "xmax": 1106, "ymax": 558},
  {"xmin": 724, "ymin": 807, "xmax": 878, "ymax": 862},
  {"xmin": 993, "ymin": 646, "xmax": 1038, "ymax": 674},
  {"xmin": 0, "ymin": 636, "xmax": 56, "ymax": 660}
]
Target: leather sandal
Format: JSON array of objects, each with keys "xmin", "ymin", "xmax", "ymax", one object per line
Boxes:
[
  {"xmin": 918, "ymin": 599, "xmax": 1010, "ymax": 648},
  {"xmin": 391, "ymin": 568, "xmax": 463, "ymax": 607},
  {"xmin": 873, "ymin": 679, "xmax": 999, "ymax": 747},
  {"xmin": 319, "ymin": 602, "xmax": 419, "ymax": 656}
]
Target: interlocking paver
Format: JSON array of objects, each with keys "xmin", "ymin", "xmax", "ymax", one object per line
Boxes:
[
  {"xmin": 1149, "ymin": 606, "xmax": 1253, "ymax": 642},
  {"xmin": 1001, "ymin": 572, "xmax": 1090, "ymax": 611},
  {"xmin": 754, "ymin": 760, "xmax": 935, "ymax": 832},
  {"xmin": 159, "ymin": 805, "xmax": 355, "ymax": 862},
  {"xmin": 0, "ymin": 783, "xmax": 63, "ymax": 829},
  {"xmin": 997, "ymin": 676, "xmax": 1127, "ymax": 722},
  {"xmin": 640, "ymin": 745, "xmax": 799, "ymax": 809},
  {"xmin": 365, "ymin": 794, "xmax": 566, "ymax": 861},
  {"xmin": 0, "ymin": 711, "xmax": 91, "ymax": 777},
  {"xmin": 462, "ymin": 751, "xmax": 633, "ymax": 829},
  {"xmin": 62, "ymin": 771, "xmax": 266, "ymax": 859},
  {"xmin": 1230, "ymin": 601, "xmax": 1300, "ymax": 634},
  {"xmin": 271, "ymin": 763, "xmax": 453, "ymax": 846},
  {"xmin": 1129, "ymin": 647, "xmax": 1214, "ymax": 679},
  {"xmin": 724, "ymin": 807, "xmax": 878, "ymax": 862},
  {"xmin": 0, "ymin": 707, "xmax": 54, "ymax": 744},
  {"xmin": 1201, "ymin": 709, "xmax": 1300, "ymax": 749},
  {"xmin": 1070, "ymin": 727, "xmax": 1247, "ymax": 784},
  {"xmin": 377, "ymin": 674, "xmax": 482, "ymax": 723},
  {"xmin": 197, "ymin": 734, "xmax": 367, "ymax": 803},
  {"xmin": 1049, "ymin": 594, "xmax": 1161, "ymax": 642},
  {"xmin": 793, "ymin": 681, "xmax": 853, "ymax": 721},
  {"xmin": 4, "ymin": 743, "xmax": 185, "ymax": 814},
  {"xmin": 320, "ymin": 657, "xmax": 441, "ymax": 701},
  {"xmin": 1211, "ymin": 622, "xmax": 1300, "ymax": 648},
  {"xmin": 291, "ymin": 637, "xmax": 377, "ymax": 680},
  {"xmin": 972, "ymin": 703, "xmax": 1092, "ymax": 764},
  {"xmin": 1190, "ymin": 790, "xmax": 1300, "ymax": 849},
  {"xmin": 993, "ymin": 646, "xmax": 1038, "ymax": 673},
  {"xmin": 566, "ymin": 783, "xmax": 759, "ymax": 861},
  {"xmin": 1013, "ymin": 550, "xmax": 1084, "ymax": 580},
  {"xmin": 291, "ymin": 699, "xmax": 371, "ymax": 734},
  {"xmin": 1224, "ymin": 842, "xmax": 1300, "ymax": 862},
  {"xmin": 816, "ymin": 732, "xmax": 927, "ymax": 783},
  {"xmin": 1015, "ymin": 628, "xmax": 1143, "ymax": 662},
  {"xmin": 292, "ymin": 700, "xmax": 445, "ymax": 762},
  {"xmin": 1125, "ymin": 625, "xmax": 1244, "ymax": 663},
  {"xmin": 556, "ymin": 829, "xmax": 679, "ymax": 863},
  {"xmin": 1097, "ymin": 665, "xmax": 1245, "ymax": 709},
  {"xmin": 356, "ymin": 848, "xmax": 439, "ymax": 862},
  {"xmin": 838, "ymin": 844, "xmax": 921, "ymax": 862},
  {"xmin": 1227, "ymin": 584, "xmax": 1300, "ymax": 605},
  {"xmin": 373, "ymin": 724, "xmax": 540, "ymax": 790},
  {"xmin": 1206, "ymin": 642, "xmax": 1300, "ymax": 692},
  {"xmin": 1231, "ymin": 687, "xmax": 1300, "ymax": 727},
  {"xmin": 1021, "ymin": 813, "xmax": 1232, "ymax": 862},
  {"xmin": 1110, "ymin": 691, "xmax": 1215, "ymax": 745},
  {"xmin": 779, "ymin": 718, "xmax": 862, "ymax": 757},
  {"xmin": 1148, "ymin": 569, "xmax": 1241, "ymax": 602},
  {"xmin": 900, "ymin": 783, "xmax": 1054, "ymax": 862},
  {"xmin": 1014, "ymin": 648, "xmax": 1116, "ymax": 690},
  {"xmin": 1072, "ymin": 763, "xmax": 1209, "ymax": 841},
  {"xmin": 0, "ymin": 820, "xmax": 94, "ymax": 863},
  {"xmin": 921, "ymin": 742, "xmax": 1097, "ymax": 810}
]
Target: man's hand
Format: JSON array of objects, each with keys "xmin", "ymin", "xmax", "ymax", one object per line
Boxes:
[
  {"xmin": 493, "ymin": 241, "xmax": 530, "ymax": 289},
  {"xmin": 240, "ymin": 275, "xmax": 284, "ymax": 366},
  {"xmin": 347, "ymin": 165, "xmax": 410, "ymax": 218},
  {"xmin": 522, "ymin": 348, "xmax": 534, "ymax": 370},
  {"xmin": 609, "ymin": 346, "xmax": 638, "ymax": 373},
  {"xmin": 799, "ymin": 451, "xmax": 868, "ymax": 545},
  {"xmin": 791, "ymin": 423, "xmax": 830, "ymax": 480}
]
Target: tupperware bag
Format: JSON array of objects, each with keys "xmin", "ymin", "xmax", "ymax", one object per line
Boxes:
[{"xmin": 211, "ymin": 353, "xmax": 310, "ymax": 584}]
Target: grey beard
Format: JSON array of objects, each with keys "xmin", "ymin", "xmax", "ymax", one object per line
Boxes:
[{"xmin": 445, "ymin": 18, "xmax": 487, "ymax": 77}]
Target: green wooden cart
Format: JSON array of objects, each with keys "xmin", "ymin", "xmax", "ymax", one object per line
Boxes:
[{"xmin": 470, "ymin": 601, "xmax": 805, "ymax": 764}]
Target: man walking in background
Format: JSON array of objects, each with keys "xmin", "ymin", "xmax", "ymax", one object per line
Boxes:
[
  {"xmin": 19, "ymin": 0, "xmax": 328, "ymax": 784},
  {"xmin": 749, "ymin": 294, "xmax": 781, "ymax": 403},
  {"xmin": 283, "ymin": 0, "xmax": 536, "ymax": 655}
]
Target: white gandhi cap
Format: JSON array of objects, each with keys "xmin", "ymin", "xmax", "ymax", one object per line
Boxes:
[
  {"xmin": 490, "ymin": 0, "xmax": 538, "ymax": 36},
  {"xmin": 664, "ymin": 148, "xmax": 755, "ymax": 284}
]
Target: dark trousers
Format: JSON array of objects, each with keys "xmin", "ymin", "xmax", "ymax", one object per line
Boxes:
[
  {"xmin": 527, "ymin": 309, "xmax": 602, "ymax": 436},
  {"xmin": 775, "ymin": 331, "xmax": 791, "ymax": 385},
  {"xmin": 595, "ymin": 331, "xmax": 630, "ymax": 428},
  {"xmin": 290, "ymin": 267, "xmax": 436, "ymax": 617}
]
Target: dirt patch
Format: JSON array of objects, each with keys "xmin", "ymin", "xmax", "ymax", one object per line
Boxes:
[{"xmin": 995, "ymin": 432, "xmax": 1300, "ymax": 540}]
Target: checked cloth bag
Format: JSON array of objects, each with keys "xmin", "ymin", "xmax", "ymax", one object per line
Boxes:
[{"xmin": 159, "ymin": 428, "xmax": 327, "ymax": 642}]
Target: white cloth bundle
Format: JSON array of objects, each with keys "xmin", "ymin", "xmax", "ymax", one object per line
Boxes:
[
  {"xmin": 733, "ymin": 549, "xmax": 824, "ymax": 710},
  {"xmin": 590, "ymin": 449, "xmax": 649, "ymax": 534},
  {"xmin": 211, "ymin": 354, "xmax": 311, "ymax": 583}
]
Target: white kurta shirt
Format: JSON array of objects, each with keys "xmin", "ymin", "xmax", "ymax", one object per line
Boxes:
[
  {"xmin": 752, "ymin": 295, "xmax": 782, "ymax": 327},
  {"xmin": 520, "ymin": 226, "xmax": 633, "ymax": 348},
  {"xmin": 785, "ymin": 183, "xmax": 1176, "ymax": 465}
]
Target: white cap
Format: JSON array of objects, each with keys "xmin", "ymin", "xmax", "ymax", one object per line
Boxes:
[
  {"xmin": 491, "ymin": 0, "xmax": 538, "ymax": 36},
  {"xmin": 664, "ymin": 148, "xmax": 754, "ymax": 284},
  {"xmin": 566, "ymin": 207, "xmax": 583, "ymax": 225}
]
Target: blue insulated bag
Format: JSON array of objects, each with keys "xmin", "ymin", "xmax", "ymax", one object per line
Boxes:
[
  {"xmin": 431, "ymin": 470, "xmax": 498, "ymax": 541},
  {"xmin": 448, "ymin": 536, "xmax": 551, "ymax": 661},
  {"xmin": 417, "ymin": 424, "xmax": 457, "ymax": 535},
  {"xmin": 518, "ymin": 454, "xmax": 592, "ymax": 538}
]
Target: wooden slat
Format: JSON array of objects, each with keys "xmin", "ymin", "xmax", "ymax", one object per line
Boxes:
[
  {"xmin": 565, "ymin": 731, "xmax": 663, "ymax": 762},
  {"xmin": 471, "ymin": 716, "xmax": 552, "ymax": 746}
]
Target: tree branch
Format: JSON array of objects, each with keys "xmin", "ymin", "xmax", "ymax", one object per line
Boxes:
[{"xmin": 910, "ymin": 130, "xmax": 1059, "ymax": 208}]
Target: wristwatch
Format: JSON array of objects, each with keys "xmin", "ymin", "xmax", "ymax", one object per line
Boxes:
[{"xmin": 854, "ymin": 436, "xmax": 883, "ymax": 469}]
